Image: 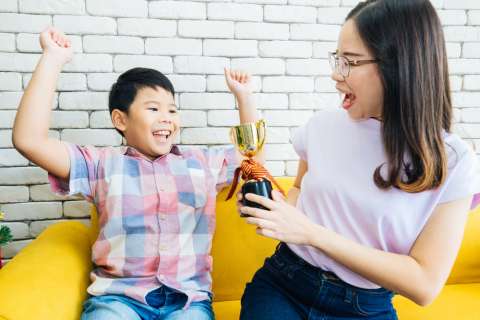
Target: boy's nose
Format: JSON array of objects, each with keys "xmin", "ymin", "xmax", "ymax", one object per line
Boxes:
[
  {"xmin": 158, "ymin": 117, "xmax": 172, "ymax": 124},
  {"xmin": 157, "ymin": 111, "xmax": 173, "ymax": 122}
]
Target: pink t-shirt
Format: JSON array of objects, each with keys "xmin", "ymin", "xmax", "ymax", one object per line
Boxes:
[{"xmin": 289, "ymin": 109, "xmax": 480, "ymax": 289}]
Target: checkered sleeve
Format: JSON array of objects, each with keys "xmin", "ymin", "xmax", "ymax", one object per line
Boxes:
[
  {"xmin": 48, "ymin": 142, "xmax": 100, "ymax": 202},
  {"xmin": 204, "ymin": 145, "xmax": 240, "ymax": 191}
]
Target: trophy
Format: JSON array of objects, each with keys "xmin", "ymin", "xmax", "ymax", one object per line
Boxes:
[{"xmin": 226, "ymin": 119, "xmax": 285, "ymax": 217}]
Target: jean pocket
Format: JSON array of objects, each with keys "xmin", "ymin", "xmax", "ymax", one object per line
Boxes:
[{"xmin": 353, "ymin": 290, "xmax": 394, "ymax": 317}]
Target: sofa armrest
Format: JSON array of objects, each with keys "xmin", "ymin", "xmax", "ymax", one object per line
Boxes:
[{"xmin": 0, "ymin": 221, "xmax": 92, "ymax": 320}]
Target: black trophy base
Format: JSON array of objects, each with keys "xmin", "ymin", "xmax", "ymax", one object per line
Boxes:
[{"xmin": 241, "ymin": 179, "xmax": 273, "ymax": 217}]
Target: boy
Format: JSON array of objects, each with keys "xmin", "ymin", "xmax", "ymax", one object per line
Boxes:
[{"xmin": 12, "ymin": 27, "xmax": 260, "ymax": 320}]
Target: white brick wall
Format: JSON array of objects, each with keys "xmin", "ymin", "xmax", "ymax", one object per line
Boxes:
[{"xmin": 0, "ymin": 0, "xmax": 479, "ymax": 260}]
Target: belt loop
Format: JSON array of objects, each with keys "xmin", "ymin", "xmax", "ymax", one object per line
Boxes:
[{"xmin": 344, "ymin": 287, "xmax": 354, "ymax": 304}]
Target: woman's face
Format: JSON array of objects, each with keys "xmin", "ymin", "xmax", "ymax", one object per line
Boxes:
[{"xmin": 332, "ymin": 19, "xmax": 384, "ymax": 121}]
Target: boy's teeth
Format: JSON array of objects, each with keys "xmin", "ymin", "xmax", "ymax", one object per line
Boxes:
[{"xmin": 154, "ymin": 130, "xmax": 170, "ymax": 136}]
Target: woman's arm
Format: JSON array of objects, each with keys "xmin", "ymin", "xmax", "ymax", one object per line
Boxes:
[
  {"xmin": 309, "ymin": 197, "xmax": 471, "ymax": 306},
  {"xmin": 285, "ymin": 160, "xmax": 307, "ymax": 206},
  {"xmin": 241, "ymin": 191, "xmax": 471, "ymax": 306}
]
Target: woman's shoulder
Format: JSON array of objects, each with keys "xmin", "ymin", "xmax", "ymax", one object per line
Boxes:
[
  {"xmin": 304, "ymin": 109, "xmax": 348, "ymax": 129},
  {"xmin": 444, "ymin": 132, "xmax": 476, "ymax": 167},
  {"xmin": 304, "ymin": 109, "xmax": 380, "ymax": 134}
]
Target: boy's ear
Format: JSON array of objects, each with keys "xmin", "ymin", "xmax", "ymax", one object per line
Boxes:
[{"xmin": 111, "ymin": 109, "xmax": 128, "ymax": 133}]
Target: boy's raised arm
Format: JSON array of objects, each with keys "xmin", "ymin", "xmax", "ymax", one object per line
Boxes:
[
  {"xmin": 224, "ymin": 68, "xmax": 264, "ymax": 164},
  {"xmin": 12, "ymin": 27, "xmax": 73, "ymax": 180}
]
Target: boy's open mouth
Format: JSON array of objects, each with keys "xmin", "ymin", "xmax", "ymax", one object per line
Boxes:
[{"xmin": 153, "ymin": 130, "xmax": 172, "ymax": 143}]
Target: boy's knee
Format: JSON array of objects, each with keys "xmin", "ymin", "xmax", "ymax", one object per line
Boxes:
[
  {"xmin": 165, "ymin": 300, "xmax": 214, "ymax": 320},
  {"xmin": 81, "ymin": 297, "xmax": 141, "ymax": 320}
]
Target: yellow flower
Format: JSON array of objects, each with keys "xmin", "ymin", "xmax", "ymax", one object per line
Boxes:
[{"xmin": 0, "ymin": 211, "xmax": 4, "ymax": 220}]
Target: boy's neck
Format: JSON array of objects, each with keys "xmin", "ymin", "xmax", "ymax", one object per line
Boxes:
[{"xmin": 123, "ymin": 145, "xmax": 181, "ymax": 161}]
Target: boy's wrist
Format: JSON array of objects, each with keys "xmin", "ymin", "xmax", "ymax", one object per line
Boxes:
[
  {"xmin": 41, "ymin": 51, "xmax": 69, "ymax": 69},
  {"xmin": 235, "ymin": 92, "xmax": 254, "ymax": 105}
]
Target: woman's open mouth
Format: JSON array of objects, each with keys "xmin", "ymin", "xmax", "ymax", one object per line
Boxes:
[{"xmin": 342, "ymin": 93, "xmax": 356, "ymax": 110}]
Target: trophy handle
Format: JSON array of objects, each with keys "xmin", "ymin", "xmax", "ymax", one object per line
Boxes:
[
  {"xmin": 255, "ymin": 119, "xmax": 266, "ymax": 151},
  {"xmin": 229, "ymin": 126, "xmax": 235, "ymax": 145}
]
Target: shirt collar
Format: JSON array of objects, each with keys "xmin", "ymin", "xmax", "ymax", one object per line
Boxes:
[{"xmin": 123, "ymin": 145, "xmax": 182, "ymax": 161}]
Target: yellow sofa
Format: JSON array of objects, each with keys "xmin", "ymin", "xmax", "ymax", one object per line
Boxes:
[{"xmin": 1, "ymin": 177, "xmax": 480, "ymax": 319}]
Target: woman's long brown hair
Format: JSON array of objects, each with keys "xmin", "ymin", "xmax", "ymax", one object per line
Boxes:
[{"xmin": 347, "ymin": 0, "xmax": 452, "ymax": 193}]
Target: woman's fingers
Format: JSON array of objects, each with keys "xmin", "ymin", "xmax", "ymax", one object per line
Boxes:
[
  {"xmin": 244, "ymin": 193, "xmax": 276, "ymax": 210},
  {"xmin": 240, "ymin": 205, "xmax": 270, "ymax": 218},
  {"xmin": 256, "ymin": 227, "xmax": 276, "ymax": 239},
  {"xmin": 246, "ymin": 217, "xmax": 276, "ymax": 230}
]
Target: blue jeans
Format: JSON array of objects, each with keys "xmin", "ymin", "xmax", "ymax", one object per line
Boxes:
[
  {"xmin": 240, "ymin": 243, "xmax": 398, "ymax": 320},
  {"xmin": 81, "ymin": 285, "xmax": 214, "ymax": 320}
]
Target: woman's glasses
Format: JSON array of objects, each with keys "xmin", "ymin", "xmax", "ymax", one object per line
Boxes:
[{"xmin": 328, "ymin": 50, "xmax": 378, "ymax": 78}]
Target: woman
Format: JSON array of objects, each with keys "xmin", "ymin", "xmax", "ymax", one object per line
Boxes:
[{"xmin": 237, "ymin": 0, "xmax": 480, "ymax": 319}]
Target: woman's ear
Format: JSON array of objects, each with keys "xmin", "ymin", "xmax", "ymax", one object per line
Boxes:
[{"xmin": 111, "ymin": 109, "xmax": 128, "ymax": 134}]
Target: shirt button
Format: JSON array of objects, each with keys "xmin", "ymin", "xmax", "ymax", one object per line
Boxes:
[
  {"xmin": 159, "ymin": 214, "xmax": 167, "ymax": 220},
  {"xmin": 159, "ymin": 244, "xmax": 167, "ymax": 251},
  {"xmin": 159, "ymin": 274, "xmax": 165, "ymax": 281}
]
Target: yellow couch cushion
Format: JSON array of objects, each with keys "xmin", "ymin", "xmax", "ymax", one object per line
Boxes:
[
  {"xmin": 446, "ymin": 205, "xmax": 480, "ymax": 284},
  {"xmin": 393, "ymin": 283, "xmax": 480, "ymax": 319},
  {"xmin": 213, "ymin": 300, "xmax": 241, "ymax": 320},
  {"xmin": 0, "ymin": 221, "xmax": 92, "ymax": 320}
]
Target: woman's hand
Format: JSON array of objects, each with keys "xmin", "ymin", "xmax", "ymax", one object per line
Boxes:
[
  {"xmin": 240, "ymin": 190, "xmax": 317, "ymax": 246},
  {"xmin": 39, "ymin": 27, "xmax": 73, "ymax": 66}
]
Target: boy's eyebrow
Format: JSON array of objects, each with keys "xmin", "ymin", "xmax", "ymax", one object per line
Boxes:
[{"xmin": 143, "ymin": 100, "xmax": 178, "ymax": 108}]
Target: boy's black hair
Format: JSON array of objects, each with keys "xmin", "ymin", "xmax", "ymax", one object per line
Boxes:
[{"xmin": 109, "ymin": 67, "xmax": 176, "ymax": 134}]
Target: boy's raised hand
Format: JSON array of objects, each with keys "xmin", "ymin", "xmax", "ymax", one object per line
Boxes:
[
  {"xmin": 39, "ymin": 27, "xmax": 73, "ymax": 65},
  {"xmin": 224, "ymin": 68, "xmax": 254, "ymax": 99},
  {"xmin": 12, "ymin": 27, "xmax": 72, "ymax": 181}
]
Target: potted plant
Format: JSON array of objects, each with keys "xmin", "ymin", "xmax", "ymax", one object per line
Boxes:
[{"xmin": 0, "ymin": 211, "xmax": 13, "ymax": 269}]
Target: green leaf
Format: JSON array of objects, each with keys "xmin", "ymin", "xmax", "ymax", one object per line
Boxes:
[{"xmin": 0, "ymin": 225, "xmax": 13, "ymax": 246}]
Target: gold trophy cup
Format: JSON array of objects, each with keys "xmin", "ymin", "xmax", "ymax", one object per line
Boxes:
[{"xmin": 226, "ymin": 119, "xmax": 285, "ymax": 216}]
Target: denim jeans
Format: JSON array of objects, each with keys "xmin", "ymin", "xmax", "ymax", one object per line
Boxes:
[
  {"xmin": 240, "ymin": 243, "xmax": 398, "ymax": 320},
  {"xmin": 81, "ymin": 285, "xmax": 214, "ymax": 320}
]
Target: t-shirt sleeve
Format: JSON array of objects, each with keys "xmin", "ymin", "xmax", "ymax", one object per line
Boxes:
[
  {"xmin": 48, "ymin": 142, "xmax": 100, "ymax": 202},
  {"xmin": 292, "ymin": 123, "xmax": 308, "ymax": 161},
  {"xmin": 203, "ymin": 145, "xmax": 240, "ymax": 191},
  {"xmin": 438, "ymin": 147, "xmax": 480, "ymax": 206}
]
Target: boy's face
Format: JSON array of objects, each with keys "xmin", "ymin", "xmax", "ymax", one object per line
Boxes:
[{"xmin": 114, "ymin": 86, "xmax": 180, "ymax": 160}]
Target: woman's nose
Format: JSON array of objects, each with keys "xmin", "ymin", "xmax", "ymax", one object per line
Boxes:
[{"xmin": 331, "ymin": 70, "xmax": 345, "ymax": 82}]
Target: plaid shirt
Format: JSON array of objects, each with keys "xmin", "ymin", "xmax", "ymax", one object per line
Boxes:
[{"xmin": 49, "ymin": 143, "xmax": 238, "ymax": 308}]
